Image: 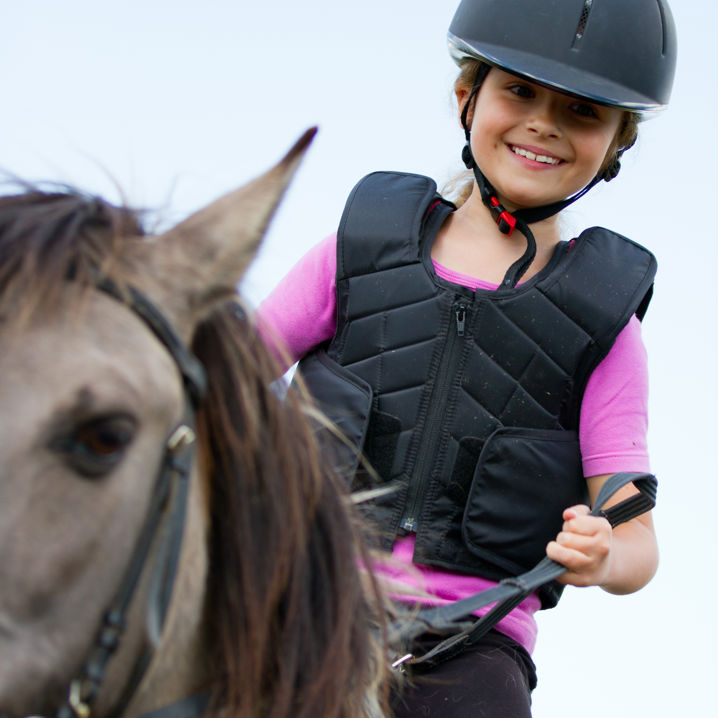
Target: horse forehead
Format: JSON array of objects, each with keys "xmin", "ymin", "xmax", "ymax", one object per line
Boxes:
[{"xmin": 0, "ymin": 290, "xmax": 183, "ymax": 407}]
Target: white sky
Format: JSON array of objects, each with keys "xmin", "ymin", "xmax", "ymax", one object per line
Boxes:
[{"xmin": 2, "ymin": 2, "xmax": 716, "ymax": 716}]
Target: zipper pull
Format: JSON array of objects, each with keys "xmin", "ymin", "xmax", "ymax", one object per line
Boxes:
[
  {"xmin": 400, "ymin": 516, "xmax": 418, "ymax": 532},
  {"xmin": 455, "ymin": 303, "xmax": 467, "ymax": 337}
]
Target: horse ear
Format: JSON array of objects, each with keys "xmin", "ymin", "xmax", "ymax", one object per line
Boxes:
[{"xmin": 131, "ymin": 128, "xmax": 316, "ymax": 334}]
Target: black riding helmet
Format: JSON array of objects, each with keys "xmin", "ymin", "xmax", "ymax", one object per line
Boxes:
[
  {"xmin": 449, "ymin": 0, "xmax": 677, "ymax": 111},
  {"xmin": 448, "ymin": 0, "xmax": 678, "ymax": 287}
]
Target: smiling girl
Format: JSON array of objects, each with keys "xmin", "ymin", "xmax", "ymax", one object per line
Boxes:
[
  {"xmin": 257, "ymin": 1, "xmax": 677, "ymax": 715},
  {"xmin": 434, "ymin": 65, "xmax": 633, "ymax": 286}
]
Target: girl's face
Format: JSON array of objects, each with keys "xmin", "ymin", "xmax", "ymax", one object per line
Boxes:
[{"xmin": 464, "ymin": 68, "xmax": 623, "ymax": 211}]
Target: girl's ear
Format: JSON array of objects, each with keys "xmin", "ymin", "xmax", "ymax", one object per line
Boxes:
[{"xmin": 456, "ymin": 85, "xmax": 475, "ymax": 130}]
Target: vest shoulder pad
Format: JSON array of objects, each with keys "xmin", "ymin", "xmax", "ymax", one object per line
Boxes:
[
  {"xmin": 542, "ymin": 227, "xmax": 657, "ymax": 341},
  {"xmin": 337, "ymin": 171, "xmax": 442, "ymax": 280}
]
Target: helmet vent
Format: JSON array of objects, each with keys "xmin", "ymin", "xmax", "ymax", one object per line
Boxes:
[
  {"xmin": 655, "ymin": 0, "xmax": 669, "ymax": 55},
  {"xmin": 571, "ymin": 0, "xmax": 594, "ymax": 49}
]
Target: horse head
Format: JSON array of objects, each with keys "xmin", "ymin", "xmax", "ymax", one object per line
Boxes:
[{"xmin": 0, "ymin": 130, "xmax": 387, "ymax": 718}]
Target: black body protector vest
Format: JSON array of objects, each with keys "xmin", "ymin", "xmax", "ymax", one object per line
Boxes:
[{"xmin": 297, "ymin": 172, "xmax": 656, "ymax": 608}]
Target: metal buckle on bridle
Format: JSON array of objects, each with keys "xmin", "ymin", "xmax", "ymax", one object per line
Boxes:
[
  {"xmin": 390, "ymin": 653, "xmax": 415, "ymax": 673},
  {"xmin": 67, "ymin": 681, "xmax": 91, "ymax": 718},
  {"xmin": 167, "ymin": 425, "xmax": 196, "ymax": 453}
]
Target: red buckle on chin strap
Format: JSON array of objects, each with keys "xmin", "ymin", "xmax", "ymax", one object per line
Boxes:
[{"xmin": 489, "ymin": 197, "xmax": 517, "ymax": 236}]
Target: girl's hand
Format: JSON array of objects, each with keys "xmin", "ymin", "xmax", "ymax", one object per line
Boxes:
[{"xmin": 545, "ymin": 505, "xmax": 613, "ymax": 588}]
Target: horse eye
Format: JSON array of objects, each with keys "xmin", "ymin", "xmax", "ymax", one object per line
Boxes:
[{"xmin": 54, "ymin": 415, "xmax": 137, "ymax": 478}]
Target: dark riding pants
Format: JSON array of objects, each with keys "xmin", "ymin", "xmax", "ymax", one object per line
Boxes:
[{"xmin": 390, "ymin": 631, "xmax": 537, "ymax": 718}]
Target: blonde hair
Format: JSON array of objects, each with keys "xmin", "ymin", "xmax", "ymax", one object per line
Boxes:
[{"xmin": 444, "ymin": 59, "xmax": 640, "ymax": 208}]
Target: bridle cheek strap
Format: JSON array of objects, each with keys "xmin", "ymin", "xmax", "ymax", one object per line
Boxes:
[
  {"xmin": 55, "ymin": 280, "xmax": 207, "ymax": 718},
  {"xmin": 57, "ymin": 408, "xmax": 199, "ymax": 718}
]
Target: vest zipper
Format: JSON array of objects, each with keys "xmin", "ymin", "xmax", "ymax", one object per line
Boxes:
[
  {"xmin": 455, "ymin": 304, "xmax": 466, "ymax": 336},
  {"xmin": 400, "ymin": 299, "xmax": 469, "ymax": 533}
]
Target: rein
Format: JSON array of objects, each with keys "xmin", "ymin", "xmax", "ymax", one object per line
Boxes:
[
  {"xmin": 388, "ymin": 471, "xmax": 658, "ymax": 671},
  {"xmin": 51, "ymin": 278, "xmax": 208, "ymax": 718}
]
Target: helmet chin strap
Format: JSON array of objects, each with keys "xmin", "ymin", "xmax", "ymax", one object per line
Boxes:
[{"xmin": 460, "ymin": 64, "xmax": 605, "ymax": 289}]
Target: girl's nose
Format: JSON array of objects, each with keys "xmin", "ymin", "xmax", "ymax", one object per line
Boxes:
[{"xmin": 526, "ymin": 99, "xmax": 562, "ymax": 138}]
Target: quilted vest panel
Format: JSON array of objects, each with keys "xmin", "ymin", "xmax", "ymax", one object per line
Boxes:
[{"xmin": 299, "ymin": 171, "xmax": 656, "ymax": 608}]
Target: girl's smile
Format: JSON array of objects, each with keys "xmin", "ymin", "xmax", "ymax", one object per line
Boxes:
[
  {"xmin": 507, "ymin": 143, "xmax": 564, "ymax": 168},
  {"xmin": 463, "ymin": 69, "xmax": 623, "ymax": 211}
]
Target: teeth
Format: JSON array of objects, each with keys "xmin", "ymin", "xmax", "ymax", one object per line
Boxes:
[{"xmin": 512, "ymin": 146, "xmax": 560, "ymax": 165}]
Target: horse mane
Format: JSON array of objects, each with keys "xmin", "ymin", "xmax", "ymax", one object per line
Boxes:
[
  {"xmin": 193, "ymin": 309, "xmax": 387, "ymax": 718},
  {"xmin": 0, "ymin": 185, "xmax": 388, "ymax": 717},
  {"xmin": 0, "ymin": 185, "xmax": 143, "ymax": 323}
]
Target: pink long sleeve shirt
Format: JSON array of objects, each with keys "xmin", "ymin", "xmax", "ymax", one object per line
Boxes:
[{"xmin": 257, "ymin": 232, "xmax": 651, "ymax": 654}]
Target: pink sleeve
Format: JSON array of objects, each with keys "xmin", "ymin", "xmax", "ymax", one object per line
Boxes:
[
  {"xmin": 579, "ymin": 315, "xmax": 651, "ymax": 477},
  {"xmin": 255, "ymin": 233, "xmax": 338, "ymax": 370}
]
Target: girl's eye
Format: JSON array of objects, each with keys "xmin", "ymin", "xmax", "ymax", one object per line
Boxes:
[
  {"xmin": 571, "ymin": 102, "xmax": 599, "ymax": 119},
  {"xmin": 52, "ymin": 415, "xmax": 137, "ymax": 478},
  {"xmin": 509, "ymin": 84, "xmax": 534, "ymax": 99}
]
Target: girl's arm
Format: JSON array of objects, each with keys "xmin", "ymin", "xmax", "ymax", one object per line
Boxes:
[
  {"xmin": 546, "ymin": 314, "xmax": 657, "ymax": 593},
  {"xmin": 255, "ymin": 233, "xmax": 338, "ymax": 371},
  {"xmin": 546, "ymin": 477, "xmax": 658, "ymax": 594}
]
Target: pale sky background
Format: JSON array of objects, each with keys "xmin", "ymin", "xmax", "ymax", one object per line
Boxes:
[{"xmin": 2, "ymin": 2, "xmax": 715, "ymax": 716}]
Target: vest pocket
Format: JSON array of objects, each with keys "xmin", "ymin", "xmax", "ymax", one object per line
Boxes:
[{"xmin": 461, "ymin": 427, "xmax": 588, "ymax": 574}]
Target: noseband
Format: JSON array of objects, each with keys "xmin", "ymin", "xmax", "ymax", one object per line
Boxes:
[{"xmin": 51, "ymin": 277, "xmax": 208, "ymax": 718}]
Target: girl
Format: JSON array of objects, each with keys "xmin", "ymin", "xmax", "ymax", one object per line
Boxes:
[{"xmin": 257, "ymin": 0, "xmax": 677, "ymax": 715}]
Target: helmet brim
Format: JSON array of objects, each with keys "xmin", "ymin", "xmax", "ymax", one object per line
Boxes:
[{"xmin": 448, "ymin": 33, "xmax": 667, "ymax": 113}]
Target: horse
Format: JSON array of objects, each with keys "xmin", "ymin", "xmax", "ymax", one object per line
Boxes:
[{"xmin": 0, "ymin": 130, "xmax": 389, "ymax": 718}]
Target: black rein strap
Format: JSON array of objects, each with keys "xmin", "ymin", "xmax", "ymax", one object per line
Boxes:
[{"xmin": 389, "ymin": 472, "xmax": 657, "ymax": 671}]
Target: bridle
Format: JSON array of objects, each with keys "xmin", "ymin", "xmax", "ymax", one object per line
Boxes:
[{"xmin": 48, "ymin": 276, "xmax": 209, "ymax": 718}]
